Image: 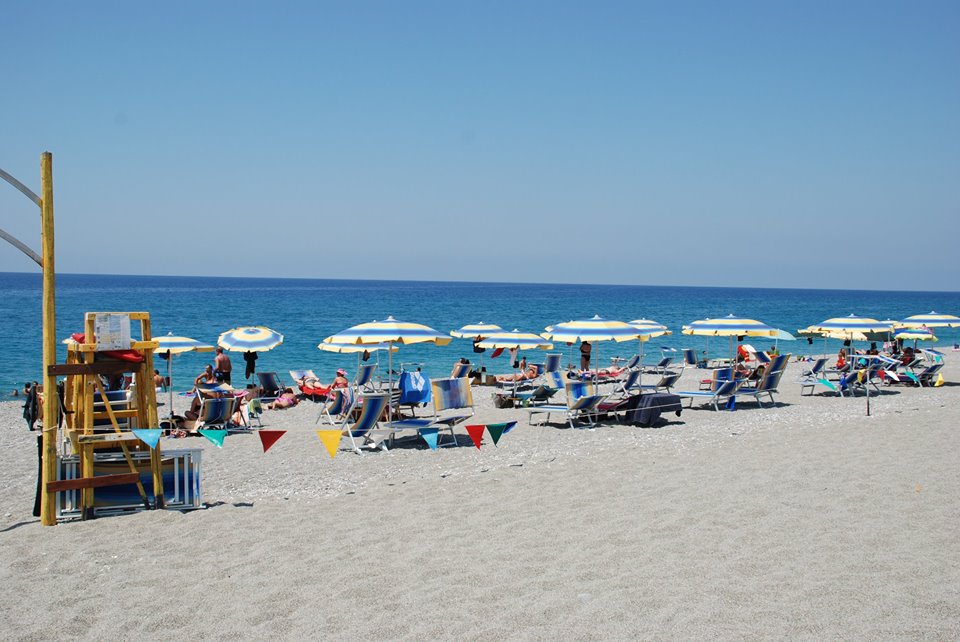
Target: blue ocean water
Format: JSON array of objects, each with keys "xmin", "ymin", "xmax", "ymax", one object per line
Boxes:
[{"xmin": 1, "ymin": 271, "xmax": 958, "ymax": 393}]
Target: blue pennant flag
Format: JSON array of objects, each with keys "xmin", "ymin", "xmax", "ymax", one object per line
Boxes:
[
  {"xmin": 420, "ymin": 427, "xmax": 439, "ymax": 451},
  {"xmin": 133, "ymin": 429, "xmax": 162, "ymax": 450},
  {"xmin": 198, "ymin": 429, "xmax": 227, "ymax": 448}
]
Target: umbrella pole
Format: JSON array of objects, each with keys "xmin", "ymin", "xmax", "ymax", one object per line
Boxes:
[
  {"xmin": 639, "ymin": 339, "xmax": 644, "ymax": 389},
  {"xmin": 168, "ymin": 354, "xmax": 174, "ymax": 420},
  {"xmin": 387, "ymin": 342, "xmax": 393, "ymax": 421}
]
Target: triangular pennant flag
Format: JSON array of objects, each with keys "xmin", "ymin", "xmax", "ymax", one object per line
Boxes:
[
  {"xmin": 316, "ymin": 430, "xmax": 341, "ymax": 458},
  {"xmin": 725, "ymin": 396, "xmax": 736, "ymax": 411},
  {"xmin": 258, "ymin": 430, "xmax": 286, "ymax": 453},
  {"xmin": 904, "ymin": 372, "xmax": 919, "ymax": 383},
  {"xmin": 934, "ymin": 373, "xmax": 945, "ymax": 387},
  {"xmin": 465, "ymin": 425, "xmax": 485, "ymax": 449},
  {"xmin": 817, "ymin": 378, "xmax": 837, "ymax": 391},
  {"xmin": 198, "ymin": 429, "xmax": 227, "ymax": 448},
  {"xmin": 420, "ymin": 427, "xmax": 439, "ymax": 451},
  {"xmin": 501, "ymin": 421, "xmax": 517, "ymax": 434},
  {"xmin": 486, "ymin": 423, "xmax": 507, "ymax": 446},
  {"xmin": 132, "ymin": 429, "xmax": 162, "ymax": 450}
]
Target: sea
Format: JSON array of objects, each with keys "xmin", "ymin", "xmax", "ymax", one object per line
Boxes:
[{"xmin": 1, "ymin": 271, "xmax": 958, "ymax": 393}]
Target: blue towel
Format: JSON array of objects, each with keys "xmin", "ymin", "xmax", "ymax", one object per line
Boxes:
[{"xmin": 398, "ymin": 371, "xmax": 432, "ymax": 405}]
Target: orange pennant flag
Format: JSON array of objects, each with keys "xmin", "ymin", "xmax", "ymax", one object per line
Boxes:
[
  {"xmin": 258, "ymin": 430, "xmax": 286, "ymax": 453},
  {"xmin": 316, "ymin": 430, "xmax": 341, "ymax": 458},
  {"xmin": 465, "ymin": 424, "xmax": 485, "ymax": 449}
]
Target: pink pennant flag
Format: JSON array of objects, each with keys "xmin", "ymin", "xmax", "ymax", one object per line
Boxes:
[{"xmin": 258, "ymin": 430, "xmax": 286, "ymax": 453}]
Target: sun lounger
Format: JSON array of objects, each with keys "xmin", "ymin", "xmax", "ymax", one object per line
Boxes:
[
  {"xmin": 525, "ymin": 381, "xmax": 605, "ymax": 429},
  {"xmin": 383, "ymin": 377, "xmax": 475, "ymax": 449},
  {"xmin": 675, "ymin": 379, "xmax": 743, "ymax": 411},
  {"xmin": 256, "ymin": 372, "xmax": 283, "ymax": 401},
  {"xmin": 636, "ymin": 372, "xmax": 680, "ymax": 393}
]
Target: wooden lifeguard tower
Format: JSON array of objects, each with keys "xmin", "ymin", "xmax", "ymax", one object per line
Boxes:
[{"xmin": 50, "ymin": 312, "xmax": 164, "ymax": 520}]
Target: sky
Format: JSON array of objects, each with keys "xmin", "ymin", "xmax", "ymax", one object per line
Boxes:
[{"xmin": 1, "ymin": 0, "xmax": 958, "ymax": 290}]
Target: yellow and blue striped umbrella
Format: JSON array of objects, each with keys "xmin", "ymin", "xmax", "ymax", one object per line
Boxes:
[
  {"xmin": 893, "ymin": 327, "xmax": 937, "ymax": 342},
  {"xmin": 682, "ymin": 314, "xmax": 778, "ymax": 337},
  {"xmin": 218, "ymin": 326, "xmax": 284, "ymax": 352},
  {"xmin": 154, "ymin": 333, "xmax": 214, "ymax": 419},
  {"xmin": 476, "ymin": 329, "xmax": 553, "ymax": 350},
  {"xmin": 324, "ymin": 316, "xmax": 451, "ymax": 420},
  {"xmin": 810, "ymin": 315, "xmax": 892, "ymax": 336},
  {"xmin": 324, "ymin": 316, "xmax": 452, "ymax": 346},
  {"xmin": 543, "ymin": 316, "xmax": 643, "ymax": 379},
  {"xmin": 897, "ymin": 311, "xmax": 960, "ymax": 329},
  {"xmin": 628, "ymin": 318, "xmax": 673, "ymax": 339},
  {"xmin": 450, "ymin": 322, "xmax": 504, "ymax": 339},
  {"xmin": 155, "ymin": 334, "xmax": 215, "ymax": 355},
  {"xmin": 317, "ymin": 341, "xmax": 398, "ymax": 354},
  {"xmin": 541, "ymin": 315, "xmax": 643, "ymax": 343}
]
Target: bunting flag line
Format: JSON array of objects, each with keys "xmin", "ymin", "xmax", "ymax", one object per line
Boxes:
[
  {"xmin": 258, "ymin": 430, "xmax": 286, "ymax": 453},
  {"xmin": 198, "ymin": 429, "xmax": 227, "ymax": 448},
  {"xmin": 316, "ymin": 430, "xmax": 341, "ymax": 458},
  {"xmin": 420, "ymin": 427, "xmax": 439, "ymax": 451},
  {"xmin": 132, "ymin": 429, "xmax": 162, "ymax": 450},
  {"xmin": 465, "ymin": 425, "xmax": 485, "ymax": 449}
]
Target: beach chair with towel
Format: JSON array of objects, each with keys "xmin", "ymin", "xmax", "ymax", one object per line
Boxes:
[
  {"xmin": 798, "ymin": 358, "xmax": 835, "ymax": 395},
  {"xmin": 383, "ymin": 377, "xmax": 475, "ymax": 449},
  {"xmin": 525, "ymin": 381, "xmax": 605, "ymax": 430}
]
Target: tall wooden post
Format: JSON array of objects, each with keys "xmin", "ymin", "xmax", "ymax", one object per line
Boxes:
[{"xmin": 40, "ymin": 152, "xmax": 59, "ymax": 526}]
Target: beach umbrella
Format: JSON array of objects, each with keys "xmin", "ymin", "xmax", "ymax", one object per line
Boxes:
[
  {"xmin": 218, "ymin": 326, "xmax": 284, "ymax": 352},
  {"xmin": 542, "ymin": 315, "xmax": 643, "ymax": 382},
  {"xmin": 683, "ymin": 314, "xmax": 779, "ymax": 365},
  {"xmin": 896, "ymin": 311, "xmax": 960, "ymax": 329},
  {"xmin": 154, "ymin": 334, "xmax": 215, "ymax": 419},
  {"xmin": 476, "ymin": 329, "xmax": 554, "ymax": 351},
  {"xmin": 323, "ymin": 316, "xmax": 452, "ymax": 419},
  {"xmin": 450, "ymin": 322, "xmax": 504, "ymax": 375},
  {"xmin": 808, "ymin": 315, "xmax": 893, "ymax": 416},
  {"xmin": 317, "ymin": 341, "xmax": 398, "ymax": 381},
  {"xmin": 628, "ymin": 318, "xmax": 672, "ymax": 374},
  {"xmin": 893, "ymin": 327, "xmax": 938, "ymax": 350}
]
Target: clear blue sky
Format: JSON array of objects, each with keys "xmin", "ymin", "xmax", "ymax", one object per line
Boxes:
[{"xmin": 1, "ymin": 1, "xmax": 958, "ymax": 290}]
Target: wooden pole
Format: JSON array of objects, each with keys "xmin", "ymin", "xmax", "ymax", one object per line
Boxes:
[{"xmin": 40, "ymin": 152, "xmax": 59, "ymax": 526}]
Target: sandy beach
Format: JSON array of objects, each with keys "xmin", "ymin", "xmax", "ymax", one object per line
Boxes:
[{"xmin": 1, "ymin": 358, "xmax": 958, "ymax": 640}]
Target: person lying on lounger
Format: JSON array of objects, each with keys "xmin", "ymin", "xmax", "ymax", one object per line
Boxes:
[
  {"xmin": 267, "ymin": 388, "xmax": 299, "ymax": 410},
  {"xmin": 496, "ymin": 364, "xmax": 539, "ymax": 382}
]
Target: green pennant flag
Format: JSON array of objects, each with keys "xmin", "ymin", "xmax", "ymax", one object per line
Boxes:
[
  {"xmin": 198, "ymin": 429, "xmax": 227, "ymax": 448},
  {"xmin": 486, "ymin": 423, "xmax": 506, "ymax": 446},
  {"xmin": 132, "ymin": 429, "xmax": 162, "ymax": 450}
]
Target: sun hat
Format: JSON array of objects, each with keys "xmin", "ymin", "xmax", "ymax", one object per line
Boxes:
[{"xmin": 336, "ymin": 368, "xmax": 346, "ymax": 376}]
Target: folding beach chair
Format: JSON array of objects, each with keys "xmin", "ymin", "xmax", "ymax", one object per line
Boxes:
[
  {"xmin": 339, "ymin": 393, "xmax": 389, "ymax": 454},
  {"xmin": 739, "ymin": 369, "xmax": 786, "ymax": 408},
  {"xmin": 353, "ymin": 363, "xmax": 378, "ymax": 393},
  {"xmin": 681, "ymin": 348, "xmax": 707, "ymax": 370},
  {"xmin": 450, "ymin": 361, "xmax": 471, "ymax": 378},
  {"xmin": 256, "ymin": 372, "xmax": 283, "ymax": 401},
  {"xmin": 637, "ymin": 372, "xmax": 681, "ymax": 393},
  {"xmin": 675, "ymin": 379, "xmax": 744, "ymax": 411},
  {"xmin": 193, "ymin": 395, "xmax": 239, "ymax": 431},
  {"xmin": 543, "ymin": 353, "xmax": 563, "ymax": 374},
  {"xmin": 315, "ymin": 387, "xmax": 354, "ymax": 425},
  {"xmin": 525, "ymin": 381, "xmax": 605, "ymax": 430},
  {"xmin": 797, "ymin": 358, "xmax": 835, "ymax": 395},
  {"xmin": 383, "ymin": 377, "xmax": 475, "ymax": 449}
]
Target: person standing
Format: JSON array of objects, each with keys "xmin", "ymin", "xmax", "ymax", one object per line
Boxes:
[
  {"xmin": 243, "ymin": 350, "xmax": 258, "ymax": 380},
  {"xmin": 214, "ymin": 347, "xmax": 233, "ymax": 385},
  {"xmin": 580, "ymin": 341, "xmax": 592, "ymax": 370}
]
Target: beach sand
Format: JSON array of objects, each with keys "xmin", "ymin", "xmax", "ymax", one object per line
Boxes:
[{"xmin": 1, "ymin": 359, "xmax": 958, "ymax": 640}]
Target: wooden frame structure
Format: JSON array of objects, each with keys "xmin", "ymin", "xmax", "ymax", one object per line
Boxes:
[{"xmin": 52, "ymin": 312, "xmax": 163, "ymax": 519}]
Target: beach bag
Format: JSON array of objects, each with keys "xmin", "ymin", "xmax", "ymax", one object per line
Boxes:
[{"xmin": 493, "ymin": 394, "xmax": 514, "ymax": 409}]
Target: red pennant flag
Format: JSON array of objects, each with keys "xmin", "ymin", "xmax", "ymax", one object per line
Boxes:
[
  {"xmin": 258, "ymin": 430, "xmax": 286, "ymax": 453},
  {"xmin": 465, "ymin": 424, "xmax": 485, "ymax": 449}
]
